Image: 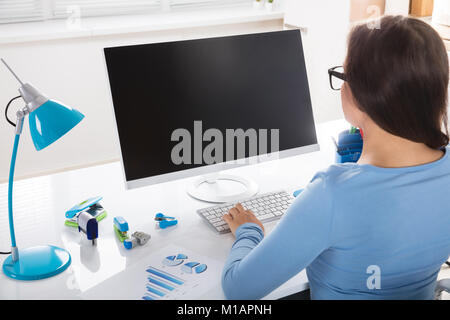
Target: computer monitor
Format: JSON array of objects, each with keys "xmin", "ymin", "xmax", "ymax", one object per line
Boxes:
[{"xmin": 104, "ymin": 30, "xmax": 319, "ymax": 203}]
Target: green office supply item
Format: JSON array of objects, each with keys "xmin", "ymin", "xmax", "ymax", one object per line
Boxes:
[{"xmin": 114, "ymin": 225, "xmax": 129, "ymax": 242}]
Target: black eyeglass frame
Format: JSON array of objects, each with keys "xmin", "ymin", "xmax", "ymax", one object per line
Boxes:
[{"xmin": 328, "ymin": 66, "xmax": 347, "ymax": 91}]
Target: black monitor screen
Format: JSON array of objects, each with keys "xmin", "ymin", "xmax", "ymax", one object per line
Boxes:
[{"xmin": 105, "ymin": 30, "xmax": 317, "ymax": 182}]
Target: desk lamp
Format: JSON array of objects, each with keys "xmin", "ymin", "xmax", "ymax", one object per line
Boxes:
[{"xmin": 1, "ymin": 58, "xmax": 84, "ymax": 280}]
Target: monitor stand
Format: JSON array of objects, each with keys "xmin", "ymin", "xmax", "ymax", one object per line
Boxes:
[{"xmin": 187, "ymin": 173, "xmax": 258, "ymax": 203}]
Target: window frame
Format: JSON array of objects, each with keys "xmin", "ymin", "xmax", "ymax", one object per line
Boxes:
[{"xmin": 0, "ymin": 0, "xmax": 253, "ymax": 24}]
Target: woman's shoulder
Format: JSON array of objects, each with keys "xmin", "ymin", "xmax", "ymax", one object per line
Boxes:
[
  {"xmin": 312, "ymin": 146, "xmax": 450, "ymax": 189},
  {"xmin": 306, "ymin": 163, "xmax": 376, "ymax": 200},
  {"xmin": 312, "ymin": 163, "xmax": 364, "ymax": 185}
]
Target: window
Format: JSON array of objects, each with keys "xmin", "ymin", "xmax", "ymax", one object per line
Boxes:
[
  {"xmin": 52, "ymin": 0, "xmax": 162, "ymax": 19},
  {"xmin": 0, "ymin": 0, "xmax": 253, "ymax": 24},
  {"xmin": 0, "ymin": 0, "xmax": 45, "ymax": 24},
  {"xmin": 170, "ymin": 0, "xmax": 251, "ymax": 10}
]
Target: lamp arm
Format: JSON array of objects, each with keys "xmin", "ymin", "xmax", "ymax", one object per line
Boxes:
[
  {"xmin": 8, "ymin": 114, "xmax": 24, "ymax": 262},
  {"xmin": 1, "ymin": 58, "xmax": 24, "ymax": 86}
]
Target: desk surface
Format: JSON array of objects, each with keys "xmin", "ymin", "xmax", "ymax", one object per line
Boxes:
[{"xmin": 0, "ymin": 119, "xmax": 348, "ymax": 300}]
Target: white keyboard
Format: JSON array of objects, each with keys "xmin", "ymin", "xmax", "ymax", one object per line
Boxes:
[{"xmin": 197, "ymin": 190, "xmax": 295, "ymax": 234}]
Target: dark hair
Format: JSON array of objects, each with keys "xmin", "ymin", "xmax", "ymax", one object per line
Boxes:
[{"xmin": 346, "ymin": 15, "xmax": 449, "ymax": 149}]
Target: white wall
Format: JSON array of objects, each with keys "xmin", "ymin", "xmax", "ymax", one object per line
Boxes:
[
  {"xmin": 284, "ymin": 0, "xmax": 411, "ymax": 125},
  {"xmin": 284, "ymin": 0, "xmax": 350, "ymax": 125},
  {"xmin": 0, "ymin": 19, "xmax": 283, "ymax": 182}
]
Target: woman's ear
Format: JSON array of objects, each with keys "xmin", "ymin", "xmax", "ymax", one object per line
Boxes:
[{"xmin": 341, "ymin": 83, "xmax": 366, "ymax": 127}]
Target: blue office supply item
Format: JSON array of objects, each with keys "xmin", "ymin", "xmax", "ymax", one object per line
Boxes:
[
  {"xmin": 2, "ymin": 59, "xmax": 83, "ymax": 281},
  {"xmin": 114, "ymin": 216, "xmax": 129, "ymax": 232},
  {"xmin": 65, "ymin": 197, "xmax": 106, "ymax": 228},
  {"xmin": 66, "ymin": 196, "xmax": 103, "ymax": 219},
  {"xmin": 293, "ymin": 189, "xmax": 304, "ymax": 197},
  {"xmin": 335, "ymin": 128, "xmax": 363, "ymax": 163},
  {"xmin": 122, "ymin": 229, "xmax": 150, "ymax": 250},
  {"xmin": 123, "ymin": 232, "xmax": 148, "ymax": 250},
  {"xmin": 113, "ymin": 216, "xmax": 129, "ymax": 242},
  {"xmin": 124, "ymin": 238, "xmax": 137, "ymax": 250},
  {"xmin": 155, "ymin": 213, "xmax": 178, "ymax": 229}
]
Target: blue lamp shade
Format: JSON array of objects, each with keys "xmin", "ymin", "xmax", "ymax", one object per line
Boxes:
[{"xmin": 29, "ymin": 99, "xmax": 84, "ymax": 151}]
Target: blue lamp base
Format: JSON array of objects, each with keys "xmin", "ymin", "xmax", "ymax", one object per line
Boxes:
[{"xmin": 2, "ymin": 245, "xmax": 71, "ymax": 281}]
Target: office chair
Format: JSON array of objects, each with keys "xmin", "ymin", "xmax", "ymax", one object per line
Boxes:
[
  {"xmin": 435, "ymin": 279, "xmax": 450, "ymax": 300},
  {"xmin": 435, "ymin": 261, "xmax": 450, "ymax": 300}
]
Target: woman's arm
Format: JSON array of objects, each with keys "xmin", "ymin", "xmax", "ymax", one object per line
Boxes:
[{"xmin": 221, "ymin": 173, "xmax": 334, "ymax": 299}]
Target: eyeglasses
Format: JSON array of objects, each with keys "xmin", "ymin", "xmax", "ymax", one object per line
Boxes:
[{"xmin": 328, "ymin": 66, "xmax": 346, "ymax": 91}]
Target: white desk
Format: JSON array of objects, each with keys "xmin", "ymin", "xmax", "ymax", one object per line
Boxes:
[{"xmin": 0, "ymin": 119, "xmax": 348, "ymax": 300}]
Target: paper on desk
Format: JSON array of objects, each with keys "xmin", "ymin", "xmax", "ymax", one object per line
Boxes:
[{"xmin": 81, "ymin": 244, "xmax": 223, "ymax": 300}]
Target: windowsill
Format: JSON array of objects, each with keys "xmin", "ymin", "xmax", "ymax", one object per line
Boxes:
[{"xmin": 0, "ymin": 7, "xmax": 284, "ymax": 45}]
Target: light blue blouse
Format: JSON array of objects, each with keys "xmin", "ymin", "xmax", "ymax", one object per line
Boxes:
[{"xmin": 222, "ymin": 147, "xmax": 450, "ymax": 299}]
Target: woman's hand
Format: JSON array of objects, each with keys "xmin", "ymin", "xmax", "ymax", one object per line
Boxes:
[{"xmin": 223, "ymin": 203, "xmax": 265, "ymax": 237}]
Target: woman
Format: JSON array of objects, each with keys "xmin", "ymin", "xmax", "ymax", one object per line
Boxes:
[{"xmin": 221, "ymin": 15, "xmax": 450, "ymax": 300}]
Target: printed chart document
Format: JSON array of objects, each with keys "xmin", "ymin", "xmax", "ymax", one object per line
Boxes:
[{"xmin": 81, "ymin": 244, "xmax": 223, "ymax": 300}]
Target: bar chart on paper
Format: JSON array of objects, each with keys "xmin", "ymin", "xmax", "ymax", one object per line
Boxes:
[
  {"xmin": 81, "ymin": 245, "xmax": 222, "ymax": 300},
  {"xmin": 144, "ymin": 266, "xmax": 185, "ymax": 300},
  {"xmin": 143, "ymin": 252, "xmax": 212, "ymax": 300}
]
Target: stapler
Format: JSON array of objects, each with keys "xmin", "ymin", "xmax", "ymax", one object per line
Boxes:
[
  {"xmin": 113, "ymin": 216, "xmax": 129, "ymax": 242},
  {"xmin": 155, "ymin": 213, "xmax": 178, "ymax": 229},
  {"xmin": 114, "ymin": 216, "xmax": 151, "ymax": 250},
  {"xmin": 65, "ymin": 196, "xmax": 107, "ymax": 227}
]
